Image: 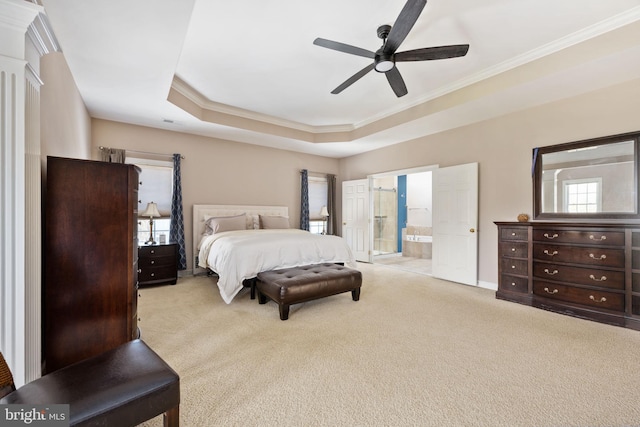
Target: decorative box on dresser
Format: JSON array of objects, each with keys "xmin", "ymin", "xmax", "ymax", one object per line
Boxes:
[
  {"xmin": 44, "ymin": 157, "xmax": 140, "ymax": 374},
  {"xmin": 496, "ymin": 222, "xmax": 640, "ymax": 331},
  {"xmin": 138, "ymin": 243, "xmax": 178, "ymax": 286}
]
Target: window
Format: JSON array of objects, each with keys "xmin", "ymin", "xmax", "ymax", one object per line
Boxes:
[
  {"xmin": 308, "ymin": 175, "xmax": 328, "ymax": 234},
  {"xmin": 564, "ymin": 179, "xmax": 602, "ymax": 213},
  {"xmin": 126, "ymin": 157, "xmax": 173, "ymax": 244}
]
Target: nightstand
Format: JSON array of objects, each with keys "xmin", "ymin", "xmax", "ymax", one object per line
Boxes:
[{"xmin": 138, "ymin": 243, "xmax": 178, "ymax": 286}]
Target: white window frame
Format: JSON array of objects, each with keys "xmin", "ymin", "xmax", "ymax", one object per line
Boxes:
[
  {"xmin": 563, "ymin": 178, "xmax": 602, "ymax": 213},
  {"xmin": 126, "ymin": 157, "xmax": 173, "ymax": 244},
  {"xmin": 308, "ymin": 175, "xmax": 328, "ymax": 234}
]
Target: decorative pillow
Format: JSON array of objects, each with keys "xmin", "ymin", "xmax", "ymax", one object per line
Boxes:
[
  {"xmin": 250, "ymin": 215, "xmax": 260, "ymax": 230},
  {"xmin": 204, "ymin": 213, "xmax": 247, "ymax": 234},
  {"xmin": 259, "ymin": 215, "xmax": 289, "ymax": 229}
]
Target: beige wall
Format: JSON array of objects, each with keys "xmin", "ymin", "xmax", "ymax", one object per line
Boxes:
[
  {"xmin": 91, "ymin": 119, "xmax": 340, "ymax": 272},
  {"xmin": 339, "ymin": 77, "xmax": 640, "ymax": 287},
  {"xmin": 39, "ymin": 48, "xmax": 640, "ymax": 287},
  {"xmin": 40, "ymin": 52, "xmax": 91, "ymax": 161}
]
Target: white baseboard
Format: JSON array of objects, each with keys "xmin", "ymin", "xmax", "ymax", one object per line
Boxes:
[{"xmin": 478, "ymin": 280, "xmax": 498, "ymax": 291}]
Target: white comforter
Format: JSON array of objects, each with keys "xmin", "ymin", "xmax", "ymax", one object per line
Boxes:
[{"xmin": 198, "ymin": 229, "xmax": 357, "ymax": 303}]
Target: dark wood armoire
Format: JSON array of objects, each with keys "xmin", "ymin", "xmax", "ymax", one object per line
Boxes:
[{"xmin": 44, "ymin": 156, "xmax": 140, "ymax": 374}]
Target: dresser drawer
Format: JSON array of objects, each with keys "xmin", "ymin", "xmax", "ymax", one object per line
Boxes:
[
  {"xmin": 533, "ymin": 280, "xmax": 624, "ymax": 312},
  {"xmin": 499, "ymin": 241, "xmax": 528, "ymax": 259},
  {"xmin": 500, "ymin": 258, "xmax": 528, "ymax": 275},
  {"xmin": 139, "ymin": 254, "xmax": 175, "ymax": 269},
  {"xmin": 533, "ymin": 262, "xmax": 624, "ymax": 290},
  {"xmin": 139, "ymin": 265, "xmax": 177, "ymax": 283},
  {"xmin": 139, "ymin": 244, "xmax": 176, "ymax": 257},
  {"xmin": 532, "ymin": 229, "xmax": 624, "ymax": 246},
  {"xmin": 500, "ymin": 275, "xmax": 528, "ymax": 293},
  {"xmin": 532, "ymin": 244, "xmax": 624, "ymax": 268},
  {"xmin": 500, "ymin": 227, "xmax": 528, "ymax": 241}
]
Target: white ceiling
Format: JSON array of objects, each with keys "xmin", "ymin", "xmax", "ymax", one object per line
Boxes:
[{"xmin": 40, "ymin": 0, "xmax": 640, "ymax": 158}]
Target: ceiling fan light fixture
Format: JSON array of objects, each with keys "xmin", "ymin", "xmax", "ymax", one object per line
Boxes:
[
  {"xmin": 374, "ymin": 59, "xmax": 395, "ymax": 73},
  {"xmin": 374, "ymin": 51, "xmax": 395, "ymax": 73}
]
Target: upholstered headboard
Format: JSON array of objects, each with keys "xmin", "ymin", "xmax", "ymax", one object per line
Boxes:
[{"xmin": 192, "ymin": 204, "xmax": 289, "ymax": 274}]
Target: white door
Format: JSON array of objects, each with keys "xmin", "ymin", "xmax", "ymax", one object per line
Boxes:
[
  {"xmin": 432, "ymin": 163, "xmax": 478, "ymax": 286},
  {"xmin": 342, "ymin": 179, "xmax": 370, "ymax": 262}
]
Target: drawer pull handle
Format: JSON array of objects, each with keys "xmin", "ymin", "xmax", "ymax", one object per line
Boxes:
[
  {"xmin": 589, "ymin": 295, "xmax": 607, "ymax": 303},
  {"xmin": 543, "ymin": 250, "xmax": 558, "ymax": 257},
  {"xmin": 511, "ymin": 265, "xmax": 516, "ymax": 269},
  {"xmin": 151, "ymin": 260, "xmax": 155, "ymax": 265},
  {"xmin": 543, "ymin": 269, "xmax": 558, "ymax": 276},
  {"xmin": 511, "ymin": 247, "xmax": 517, "ymax": 252},
  {"xmin": 589, "ymin": 235, "xmax": 607, "ymax": 241},
  {"xmin": 544, "ymin": 233, "xmax": 559, "ymax": 240},
  {"xmin": 151, "ymin": 273, "xmax": 155, "ymax": 277},
  {"xmin": 544, "ymin": 287, "xmax": 558, "ymax": 294},
  {"xmin": 589, "ymin": 253, "xmax": 607, "ymax": 261},
  {"xmin": 510, "ymin": 282, "xmax": 517, "ymax": 286},
  {"xmin": 511, "ymin": 232, "xmax": 516, "ymax": 236},
  {"xmin": 589, "ymin": 274, "xmax": 607, "ymax": 282}
]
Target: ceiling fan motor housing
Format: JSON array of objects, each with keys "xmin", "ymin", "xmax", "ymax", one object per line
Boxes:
[{"xmin": 377, "ymin": 24, "xmax": 392, "ymax": 40}]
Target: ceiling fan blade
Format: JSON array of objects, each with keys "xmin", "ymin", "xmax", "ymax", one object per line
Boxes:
[
  {"xmin": 385, "ymin": 67, "xmax": 408, "ymax": 97},
  {"xmin": 331, "ymin": 63, "xmax": 375, "ymax": 94},
  {"xmin": 313, "ymin": 38, "xmax": 376, "ymax": 59},
  {"xmin": 395, "ymin": 44, "xmax": 470, "ymax": 61},
  {"xmin": 383, "ymin": 0, "xmax": 427, "ymax": 55}
]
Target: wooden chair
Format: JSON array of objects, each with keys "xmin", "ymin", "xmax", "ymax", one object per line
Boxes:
[
  {"xmin": 0, "ymin": 351, "xmax": 16, "ymax": 398},
  {"xmin": 0, "ymin": 340, "xmax": 180, "ymax": 426}
]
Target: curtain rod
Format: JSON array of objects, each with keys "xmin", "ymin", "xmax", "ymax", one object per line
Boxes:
[
  {"xmin": 300, "ymin": 169, "xmax": 335, "ymax": 176},
  {"xmin": 99, "ymin": 146, "xmax": 185, "ymax": 159}
]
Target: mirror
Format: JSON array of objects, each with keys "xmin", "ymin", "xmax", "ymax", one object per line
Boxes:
[{"xmin": 533, "ymin": 132, "xmax": 640, "ymax": 219}]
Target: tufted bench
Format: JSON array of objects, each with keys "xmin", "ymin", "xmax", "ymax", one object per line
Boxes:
[
  {"xmin": 256, "ymin": 263, "xmax": 362, "ymax": 320},
  {"xmin": 0, "ymin": 339, "xmax": 180, "ymax": 427}
]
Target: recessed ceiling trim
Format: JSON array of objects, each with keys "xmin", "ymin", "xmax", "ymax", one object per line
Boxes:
[{"xmin": 170, "ymin": 76, "xmax": 355, "ymax": 134}]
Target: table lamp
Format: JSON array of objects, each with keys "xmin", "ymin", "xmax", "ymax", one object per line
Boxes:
[
  {"xmin": 141, "ymin": 202, "xmax": 161, "ymax": 244},
  {"xmin": 320, "ymin": 206, "xmax": 329, "ymax": 235}
]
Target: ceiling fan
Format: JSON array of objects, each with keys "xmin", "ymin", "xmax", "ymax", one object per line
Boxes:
[{"xmin": 313, "ymin": 0, "xmax": 469, "ymax": 97}]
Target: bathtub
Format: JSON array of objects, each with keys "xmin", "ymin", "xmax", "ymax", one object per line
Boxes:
[
  {"xmin": 405, "ymin": 235, "xmax": 432, "ymax": 243},
  {"xmin": 402, "ymin": 235, "xmax": 432, "ymax": 258}
]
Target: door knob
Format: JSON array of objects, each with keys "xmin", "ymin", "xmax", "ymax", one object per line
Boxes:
[{"xmin": 470, "ymin": 228, "xmax": 475, "ymax": 233}]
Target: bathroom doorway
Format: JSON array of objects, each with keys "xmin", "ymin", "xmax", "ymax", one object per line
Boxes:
[{"xmin": 371, "ymin": 167, "xmax": 435, "ymax": 276}]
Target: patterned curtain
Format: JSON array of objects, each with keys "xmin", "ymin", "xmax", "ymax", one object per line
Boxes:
[
  {"xmin": 300, "ymin": 169, "xmax": 310, "ymax": 231},
  {"xmin": 326, "ymin": 174, "xmax": 337, "ymax": 235},
  {"xmin": 100, "ymin": 147, "xmax": 125, "ymax": 163},
  {"xmin": 170, "ymin": 154, "xmax": 187, "ymax": 270}
]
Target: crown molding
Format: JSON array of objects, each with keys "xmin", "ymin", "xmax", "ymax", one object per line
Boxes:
[
  {"xmin": 0, "ymin": 0, "xmax": 42, "ymax": 32},
  {"xmin": 27, "ymin": 12, "xmax": 60, "ymax": 56},
  {"xmin": 354, "ymin": 5, "xmax": 640, "ymax": 129},
  {"xmin": 170, "ymin": 76, "xmax": 354, "ymax": 135}
]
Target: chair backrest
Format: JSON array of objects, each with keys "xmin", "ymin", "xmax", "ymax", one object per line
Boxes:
[{"xmin": 0, "ymin": 352, "xmax": 17, "ymax": 398}]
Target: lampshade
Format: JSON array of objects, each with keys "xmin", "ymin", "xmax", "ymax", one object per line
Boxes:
[
  {"xmin": 142, "ymin": 202, "xmax": 161, "ymax": 218},
  {"xmin": 320, "ymin": 206, "xmax": 329, "ymax": 217}
]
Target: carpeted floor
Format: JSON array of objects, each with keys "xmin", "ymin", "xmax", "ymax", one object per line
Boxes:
[{"xmin": 138, "ymin": 262, "xmax": 640, "ymax": 427}]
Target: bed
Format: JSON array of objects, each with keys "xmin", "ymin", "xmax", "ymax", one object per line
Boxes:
[{"xmin": 193, "ymin": 204, "xmax": 357, "ymax": 304}]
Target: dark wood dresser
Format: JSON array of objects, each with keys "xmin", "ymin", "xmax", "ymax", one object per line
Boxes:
[
  {"xmin": 44, "ymin": 157, "xmax": 140, "ymax": 374},
  {"xmin": 139, "ymin": 243, "xmax": 178, "ymax": 286},
  {"xmin": 496, "ymin": 221, "xmax": 640, "ymax": 330}
]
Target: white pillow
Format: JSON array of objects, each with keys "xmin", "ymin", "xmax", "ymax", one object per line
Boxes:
[{"xmin": 250, "ymin": 215, "xmax": 260, "ymax": 230}]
